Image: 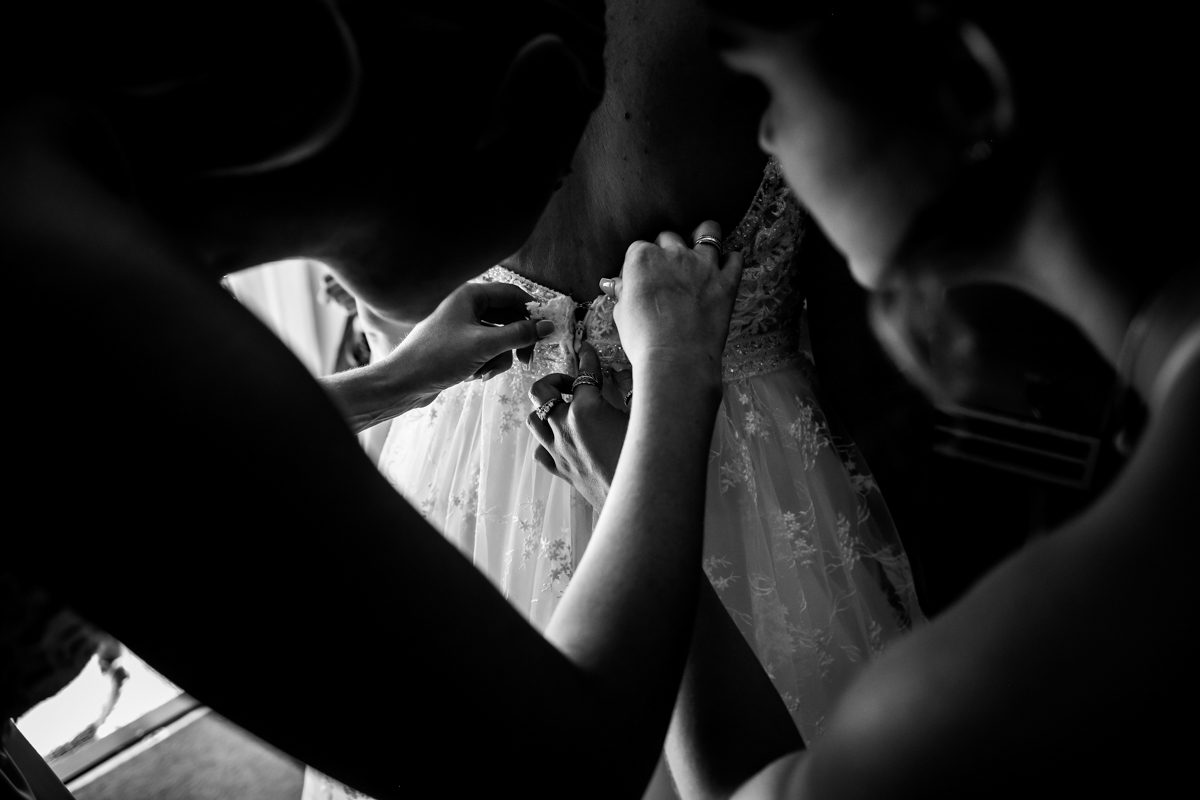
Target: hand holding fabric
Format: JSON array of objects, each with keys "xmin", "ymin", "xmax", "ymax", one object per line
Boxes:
[
  {"xmin": 323, "ymin": 281, "xmax": 553, "ymax": 432},
  {"xmin": 604, "ymin": 220, "xmax": 743, "ymax": 379},
  {"xmin": 387, "ymin": 281, "xmax": 554, "ymax": 406},
  {"xmin": 527, "ymin": 341, "xmax": 632, "ymax": 509}
]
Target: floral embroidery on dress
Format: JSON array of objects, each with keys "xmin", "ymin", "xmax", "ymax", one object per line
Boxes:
[
  {"xmin": 750, "ymin": 574, "xmax": 797, "ymax": 665},
  {"xmin": 772, "ymin": 508, "xmax": 820, "ymax": 568},
  {"xmin": 417, "ymin": 490, "xmax": 436, "ymax": 521},
  {"xmin": 787, "ymin": 401, "xmax": 832, "ymax": 470},
  {"xmin": 703, "ymin": 555, "xmax": 740, "ymax": 593},
  {"xmin": 493, "ymin": 377, "xmax": 526, "ymax": 439},
  {"xmin": 483, "ymin": 158, "xmax": 814, "ymax": 383},
  {"xmin": 834, "ymin": 512, "xmax": 860, "ymax": 567},
  {"xmin": 518, "ymin": 500, "xmax": 549, "ymax": 565},
  {"xmin": 533, "ymin": 537, "xmax": 574, "ymax": 595},
  {"xmin": 365, "ymin": 154, "xmax": 927, "ymax": 762},
  {"xmin": 867, "ymin": 619, "xmax": 885, "ymax": 654},
  {"xmin": 718, "ymin": 439, "xmax": 757, "ymax": 498},
  {"xmin": 449, "ymin": 466, "xmax": 481, "ymax": 530},
  {"xmin": 743, "ymin": 409, "xmax": 772, "ymax": 439}
]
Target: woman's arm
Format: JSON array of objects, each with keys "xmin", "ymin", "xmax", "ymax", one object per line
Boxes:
[
  {"xmin": 734, "ymin": 347, "xmax": 1200, "ymax": 799},
  {"xmin": 13, "ymin": 216, "xmax": 740, "ymax": 800},
  {"xmin": 531, "ymin": 344, "xmax": 804, "ymax": 800},
  {"xmin": 321, "ymin": 281, "xmax": 551, "ymax": 433},
  {"xmin": 666, "ymin": 583, "xmax": 806, "ymax": 800},
  {"xmin": 541, "ymin": 226, "xmax": 746, "ymax": 787}
]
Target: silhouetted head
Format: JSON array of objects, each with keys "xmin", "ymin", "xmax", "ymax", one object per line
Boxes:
[
  {"xmin": 3, "ymin": 0, "xmax": 606, "ymax": 315},
  {"xmin": 706, "ymin": 0, "xmax": 1195, "ymax": 396}
]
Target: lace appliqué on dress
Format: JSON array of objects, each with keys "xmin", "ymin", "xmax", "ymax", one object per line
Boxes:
[{"xmin": 485, "ymin": 157, "xmax": 814, "ymax": 383}]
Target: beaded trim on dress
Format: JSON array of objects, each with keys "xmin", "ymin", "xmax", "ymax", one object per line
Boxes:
[{"xmin": 483, "ymin": 157, "xmax": 815, "ymax": 383}]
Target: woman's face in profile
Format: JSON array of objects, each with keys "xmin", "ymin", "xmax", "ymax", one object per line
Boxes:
[
  {"xmin": 714, "ymin": 16, "xmax": 959, "ymax": 291},
  {"xmin": 151, "ymin": 1, "xmax": 605, "ymax": 315}
]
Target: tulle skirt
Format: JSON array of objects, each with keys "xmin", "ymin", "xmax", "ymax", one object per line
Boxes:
[{"xmin": 377, "ymin": 357, "xmax": 923, "ymax": 741}]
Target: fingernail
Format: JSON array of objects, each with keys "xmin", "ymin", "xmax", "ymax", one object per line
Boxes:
[
  {"xmin": 598, "ymin": 277, "xmax": 614, "ymax": 295},
  {"xmin": 536, "ymin": 320, "xmax": 556, "ymax": 337}
]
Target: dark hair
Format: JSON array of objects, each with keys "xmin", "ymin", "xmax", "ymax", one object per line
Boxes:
[
  {"xmin": 3, "ymin": 1, "xmax": 604, "ymax": 177},
  {"xmin": 708, "ymin": 0, "xmax": 1197, "ymax": 401}
]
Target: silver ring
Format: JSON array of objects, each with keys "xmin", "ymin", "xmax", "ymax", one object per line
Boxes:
[
  {"xmin": 623, "ymin": 389, "xmax": 633, "ymax": 409},
  {"xmin": 693, "ymin": 235, "xmax": 723, "ymax": 253},
  {"xmin": 571, "ymin": 372, "xmax": 601, "ymax": 392},
  {"xmin": 534, "ymin": 397, "xmax": 563, "ymax": 422}
]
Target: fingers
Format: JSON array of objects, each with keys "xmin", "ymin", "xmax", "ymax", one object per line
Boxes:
[
  {"xmin": 527, "ymin": 373, "xmax": 570, "ymax": 440},
  {"xmin": 473, "ymin": 350, "xmax": 514, "ymax": 382},
  {"xmin": 529, "ymin": 373, "xmax": 574, "ymax": 405},
  {"xmin": 482, "ymin": 316, "xmax": 556, "ymax": 356},
  {"xmin": 655, "ymin": 230, "xmax": 688, "ymax": 250},
  {"xmin": 604, "ymin": 367, "xmax": 633, "ymax": 410},
  {"xmin": 720, "ymin": 250, "xmax": 745, "ymax": 290},
  {"xmin": 468, "ymin": 281, "xmax": 535, "ymax": 318},
  {"xmin": 690, "ymin": 220, "xmax": 724, "ymax": 264},
  {"xmin": 532, "ymin": 445, "xmax": 563, "ymax": 479},
  {"xmin": 570, "ymin": 342, "xmax": 604, "ymax": 406},
  {"xmin": 515, "ymin": 341, "xmax": 536, "ymax": 367},
  {"xmin": 598, "ymin": 276, "xmax": 622, "ymax": 301}
]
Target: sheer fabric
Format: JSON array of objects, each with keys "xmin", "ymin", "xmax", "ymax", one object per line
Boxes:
[
  {"xmin": 305, "ymin": 158, "xmax": 924, "ymax": 800},
  {"xmin": 381, "ymin": 158, "xmax": 923, "ymax": 735}
]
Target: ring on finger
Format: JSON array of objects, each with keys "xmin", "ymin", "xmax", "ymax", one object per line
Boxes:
[
  {"xmin": 693, "ymin": 235, "xmax": 723, "ymax": 253},
  {"xmin": 571, "ymin": 371, "xmax": 601, "ymax": 392},
  {"xmin": 534, "ymin": 397, "xmax": 563, "ymax": 422}
]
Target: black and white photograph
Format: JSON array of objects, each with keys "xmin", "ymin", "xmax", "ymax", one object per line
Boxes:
[{"xmin": 3, "ymin": 1, "xmax": 1195, "ymax": 798}]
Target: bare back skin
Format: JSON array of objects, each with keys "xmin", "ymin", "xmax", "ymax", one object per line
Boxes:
[{"xmin": 503, "ymin": 0, "xmax": 768, "ymax": 300}]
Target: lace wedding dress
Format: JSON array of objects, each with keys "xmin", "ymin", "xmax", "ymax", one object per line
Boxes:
[{"xmin": 302, "ymin": 158, "xmax": 924, "ymax": 800}]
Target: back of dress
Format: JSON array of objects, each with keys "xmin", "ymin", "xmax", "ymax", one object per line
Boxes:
[{"xmin": 375, "ymin": 157, "xmax": 923, "ymax": 743}]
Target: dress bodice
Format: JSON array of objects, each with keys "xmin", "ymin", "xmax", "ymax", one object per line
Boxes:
[
  {"xmin": 484, "ymin": 157, "xmax": 815, "ymax": 383},
  {"xmin": 366, "ymin": 156, "xmax": 924, "ymax": 760}
]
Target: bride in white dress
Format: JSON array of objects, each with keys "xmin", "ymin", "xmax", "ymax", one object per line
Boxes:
[
  {"xmin": 303, "ymin": 166, "xmax": 923, "ymax": 800},
  {"xmin": 303, "ymin": 2, "xmax": 921, "ymax": 796},
  {"xmin": 378, "ymin": 157, "xmax": 923, "ymax": 745}
]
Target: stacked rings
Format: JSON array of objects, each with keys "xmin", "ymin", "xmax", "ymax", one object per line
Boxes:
[
  {"xmin": 693, "ymin": 235, "xmax": 723, "ymax": 252},
  {"xmin": 534, "ymin": 397, "xmax": 562, "ymax": 422},
  {"xmin": 571, "ymin": 372, "xmax": 601, "ymax": 391}
]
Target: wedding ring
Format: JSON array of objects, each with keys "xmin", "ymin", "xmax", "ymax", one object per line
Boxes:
[
  {"xmin": 693, "ymin": 235, "xmax": 723, "ymax": 252},
  {"xmin": 571, "ymin": 372, "xmax": 601, "ymax": 391},
  {"xmin": 534, "ymin": 397, "xmax": 562, "ymax": 422}
]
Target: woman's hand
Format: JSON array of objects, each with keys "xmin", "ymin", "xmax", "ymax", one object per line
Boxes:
[
  {"xmin": 602, "ymin": 220, "xmax": 743, "ymax": 379},
  {"xmin": 322, "ymin": 281, "xmax": 553, "ymax": 432},
  {"xmin": 386, "ymin": 280, "xmax": 554, "ymax": 406},
  {"xmin": 527, "ymin": 342, "xmax": 632, "ymax": 509}
]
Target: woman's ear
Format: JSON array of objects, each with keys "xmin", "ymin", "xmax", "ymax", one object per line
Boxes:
[
  {"xmin": 467, "ymin": 32, "xmax": 604, "ymax": 226},
  {"xmin": 926, "ymin": 14, "xmax": 1015, "ymax": 163},
  {"xmin": 474, "ymin": 32, "xmax": 604, "ymax": 169}
]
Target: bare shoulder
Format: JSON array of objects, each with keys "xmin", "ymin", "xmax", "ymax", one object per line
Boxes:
[{"xmin": 763, "ymin": 351, "xmax": 1200, "ymax": 798}]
